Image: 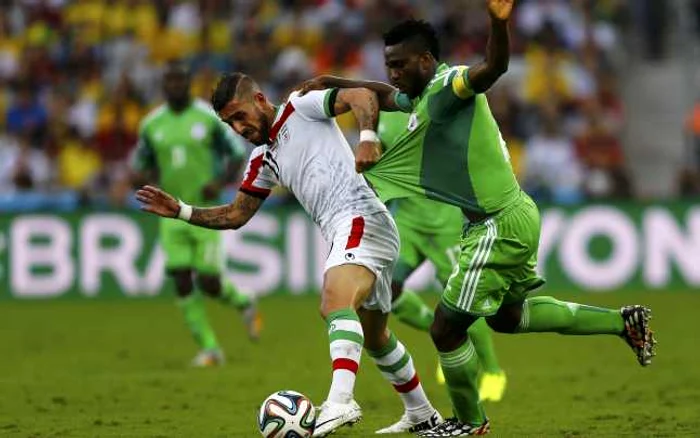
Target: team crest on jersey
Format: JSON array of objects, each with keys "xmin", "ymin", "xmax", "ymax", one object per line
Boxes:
[
  {"xmin": 278, "ymin": 125, "xmax": 290, "ymax": 145},
  {"xmin": 191, "ymin": 123, "xmax": 207, "ymax": 140},
  {"xmin": 407, "ymin": 113, "xmax": 419, "ymax": 132}
]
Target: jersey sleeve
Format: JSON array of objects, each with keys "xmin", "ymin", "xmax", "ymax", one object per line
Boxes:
[
  {"xmin": 239, "ymin": 146, "xmax": 277, "ymax": 199},
  {"xmin": 290, "ymin": 89, "xmax": 339, "ymax": 120},
  {"xmin": 392, "ymin": 92, "xmax": 414, "ymax": 113},
  {"xmin": 449, "ymin": 66, "xmax": 475, "ymax": 100},
  {"xmin": 130, "ymin": 124, "xmax": 156, "ymax": 172}
]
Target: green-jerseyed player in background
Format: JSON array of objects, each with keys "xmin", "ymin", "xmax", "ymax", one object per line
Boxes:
[
  {"xmin": 131, "ymin": 61, "xmax": 262, "ymax": 367},
  {"xmin": 300, "ymin": 1, "xmax": 656, "ymax": 435},
  {"xmin": 379, "ymin": 111, "xmax": 506, "ymax": 402}
]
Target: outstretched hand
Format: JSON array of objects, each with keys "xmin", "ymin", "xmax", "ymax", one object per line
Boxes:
[
  {"xmin": 487, "ymin": 0, "xmax": 515, "ymax": 21},
  {"xmin": 135, "ymin": 185, "xmax": 180, "ymax": 218}
]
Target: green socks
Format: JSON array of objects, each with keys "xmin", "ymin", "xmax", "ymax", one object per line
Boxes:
[
  {"xmin": 439, "ymin": 339, "xmax": 486, "ymax": 426},
  {"xmin": 518, "ymin": 296, "xmax": 624, "ymax": 335},
  {"xmin": 220, "ymin": 279, "xmax": 252, "ymax": 310},
  {"xmin": 468, "ymin": 318, "xmax": 501, "ymax": 374},
  {"xmin": 392, "ymin": 289, "xmax": 433, "ymax": 331},
  {"xmin": 177, "ymin": 293, "xmax": 219, "ymax": 350},
  {"xmin": 393, "ymin": 290, "xmax": 502, "ymax": 373}
]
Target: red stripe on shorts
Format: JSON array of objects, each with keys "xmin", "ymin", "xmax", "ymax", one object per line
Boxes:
[
  {"xmin": 394, "ymin": 374, "xmax": 420, "ymax": 393},
  {"xmin": 332, "ymin": 358, "xmax": 359, "ymax": 374},
  {"xmin": 345, "ymin": 217, "xmax": 365, "ymax": 250}
]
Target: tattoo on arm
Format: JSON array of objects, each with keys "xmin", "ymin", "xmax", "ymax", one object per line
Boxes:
[
  {"xmin": 337, "ymin": 89, "xmax": 379, "ymax": 131},
  {"xmin": 189, "ymin": 192, "xmax": 263, "ymax": 230},
  {"xmin": 190, "ymin": 205, "xmax": 237, "ymax": 230}
]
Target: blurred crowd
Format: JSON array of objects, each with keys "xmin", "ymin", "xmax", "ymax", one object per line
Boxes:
[{"xmin": 0, "ymin": 0, "xmax": 642, "ymax": 208}]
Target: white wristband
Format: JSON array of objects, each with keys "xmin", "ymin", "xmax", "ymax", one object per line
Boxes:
[
  {"xmin": 177, "ymin": 200, "xmax": 193, "ymax": 222},
  {"xmin": 360, "ymin": 129, "xmax": 379, "ymax": 143}
]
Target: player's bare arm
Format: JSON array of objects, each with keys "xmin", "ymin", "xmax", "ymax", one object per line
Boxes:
[
  {"xmin": 135, "ymin": 185, "xmax": 263, "ymax": 230},
  {"xmin": 299, "ymin": 76, "xmax": 402, "ymax": 112},
  {"xmin": 333, "ymin": 88, "xmax": 384, "ymax": 173},
  {"xmin": 466, "ymin": 0, "xmax": 513, "ymax": 94}
]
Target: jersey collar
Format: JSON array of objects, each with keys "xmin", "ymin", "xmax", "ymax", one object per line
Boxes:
[{"xmin": 417, "ymin": 63, "xmax": 450, "ymax": 101}]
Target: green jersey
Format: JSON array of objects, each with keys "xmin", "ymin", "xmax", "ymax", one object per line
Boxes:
[
  {"xmin": 131, "ymin": 99, "xmax": 245, "ymax": 206},
  {"xmin": 366, "ymin": 63, "xmax": 520, "ymax": 214},
  {"xmin": 379, "ymin": 111, "xmax": 464, "ymax": 234}
]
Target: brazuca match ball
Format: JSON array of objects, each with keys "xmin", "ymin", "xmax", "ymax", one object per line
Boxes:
[{"xmin": 258, "ymin": 390, "xmax": 316, "ymax": 438}]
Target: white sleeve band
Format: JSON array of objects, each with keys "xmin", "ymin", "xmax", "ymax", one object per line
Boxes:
[
  {"xmin": 360, "ymin": 129, "xmax": 380, "ymax": 143},
  {"xmin": 177, "ymin": 200, "xmax": 193, "ymax": 222}
]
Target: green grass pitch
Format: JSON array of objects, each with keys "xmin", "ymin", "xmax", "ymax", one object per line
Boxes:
[{"xmin": 0, "ymin": 292, "xmax": 698, "ymax": 437}]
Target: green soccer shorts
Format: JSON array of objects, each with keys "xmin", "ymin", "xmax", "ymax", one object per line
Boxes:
[
  {"xmin": 442, "ymin": 192, "xmax": 546, "ymax": 316},
  {"xmin": 159, "ymin": 218, "xmax": 223, "ymax": 275},
  {"xmin": 393, "ymin": 223, "xmax": 462, "ymax": 286}
]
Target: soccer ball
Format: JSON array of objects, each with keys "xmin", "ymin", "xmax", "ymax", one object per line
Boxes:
[{"xmin": 258, "ymin": 390, "xmax": 316, "ymax": 438}]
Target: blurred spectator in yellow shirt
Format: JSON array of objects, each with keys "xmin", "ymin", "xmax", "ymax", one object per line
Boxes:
[
  {"xmin": 57, "ymin": 126, "xmax": 102, "ymax": 190},
  {"xmin": 523, "ymin": 23, "xmax": 575, "ymax": 106}
]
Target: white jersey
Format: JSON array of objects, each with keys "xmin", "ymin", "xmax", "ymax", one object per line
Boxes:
[{"xmin": 239, "ymin": 90, "xmax": 387, "ymax": 239}]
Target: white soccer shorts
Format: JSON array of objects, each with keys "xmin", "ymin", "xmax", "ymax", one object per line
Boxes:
[{"xmin": 325, "ymin": 211, "xmax": 399, "ymax": 314}]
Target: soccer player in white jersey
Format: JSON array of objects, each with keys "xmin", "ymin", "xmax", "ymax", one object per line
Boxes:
[{"xmin": 136, "ymin": 72, "xmax": 443, "ymax": 436}]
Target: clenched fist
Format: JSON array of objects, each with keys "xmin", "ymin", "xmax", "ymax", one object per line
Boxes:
[
  {"xmin": 487, "ymin": 0, "xmax": 515, "ymax": 21},
  {"xmin": 355, "ymin": 141, "xmax": 382, "ymax": 173}
]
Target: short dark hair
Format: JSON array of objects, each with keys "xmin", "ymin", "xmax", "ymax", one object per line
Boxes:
[
  {"xmin": 383, "ymin": 19, "xmax": 440, "ymax": 60},
  {"xmin": 211, "ymin": 72, "xmax": 245, "ymax": 112},
  {"xmin": 164, "ymin": 59, "xmax": 190, "ymax": 77}
]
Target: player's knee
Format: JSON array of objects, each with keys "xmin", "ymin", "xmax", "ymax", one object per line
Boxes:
[
  {"xmin": 430, "ymin": 306, "xmax": 469, "ymax": 352},
  {"xmin": 320, "ymin": 284, "xmax": 359, "ymax": 319},
  {"xmin": 486, "ymin": 304, "xmax": 523, "ymax": 333},
  {"xmin": 170, "ymin": 270, "xmax": 194, "ymax": 298},
  {"xmin": 319, "ymin": 292, "xmax": 339, "ymax": 320},
  {"xmin": 196, "ymin": 275, "xmax": 221, "ymax": 297}
]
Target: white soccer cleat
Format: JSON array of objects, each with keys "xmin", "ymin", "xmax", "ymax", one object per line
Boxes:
[
  {"xmin": 375, "ymin": 408, "xmax": 443, "ymax": 434},
  {"xmin": 312, "ymin": 399, "xmax": 362, "ymax": 437},
  {"xmin": 190, "ymin": 349, "xmax": 225, "ymax": 367}
]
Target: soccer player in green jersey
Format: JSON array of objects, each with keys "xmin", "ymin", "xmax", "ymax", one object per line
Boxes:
[
  {"xmin": 380, "ymin": 111, "xmax": 507, "ymax": 402},
  {"xmin": 131, "ymin": 61, "xmax": 261, "ymax": 367},
  {"xmin": 299, "ymin": 1, "xmax": 656, "ymax": 435}
]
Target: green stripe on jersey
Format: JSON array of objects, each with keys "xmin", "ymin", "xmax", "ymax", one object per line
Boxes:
[{"xmin": 368, "ymin": 64, "xmax": 520, "ymax": 214}]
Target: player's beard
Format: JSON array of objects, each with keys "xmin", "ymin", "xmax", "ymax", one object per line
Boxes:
[{"xmin": 250, "ymin": 107, "xmax": 271, "ymax": 146}]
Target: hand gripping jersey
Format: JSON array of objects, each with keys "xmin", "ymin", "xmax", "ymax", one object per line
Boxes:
[{"xmin": 366, "ymin": 63, "xmax": 521, "ymax": 215}]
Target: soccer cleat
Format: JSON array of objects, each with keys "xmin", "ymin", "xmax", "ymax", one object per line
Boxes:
[
  {"xmin": 479, "ymin": 371, "xmax": 507, "ymax": 402},
  {"xmin": 418, "ymin": 417, "xmax": 490, "ymax": 437},
  {"xmin": 375, "ymin": 408, "xmax": 443, "ymax": 434},
  {"xmin": 436, "ymin": 363, "xmax": 445, "ymax": 385},
  {"xmin": 620, "ymin": 305, "xmax": 656, "ymax": 366},
  {"xmin": 190, "ymin": 349, "xmax": 225, "ymax": 367},
  {"xmin": 312, "ymin": 399, "xmax": 362, "ymax": 437},
  {"xmin": 242, "ymin": 302, "xmax": 263, "ymax": 342}
]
